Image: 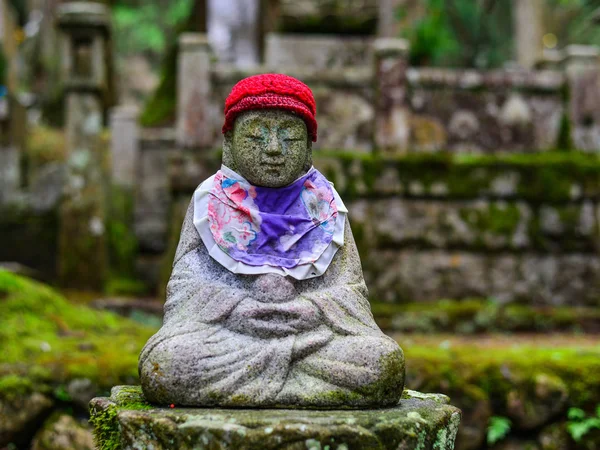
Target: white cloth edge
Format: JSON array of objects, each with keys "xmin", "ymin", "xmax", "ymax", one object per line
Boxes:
[{"xmin": 192, "ymin": 170, "xmax": 347, "ymax": 280}]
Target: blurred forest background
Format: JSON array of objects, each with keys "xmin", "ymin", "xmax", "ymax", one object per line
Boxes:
[{"xmin": 1, "ymin": 1, "xmax": 600, "ymax": 449}]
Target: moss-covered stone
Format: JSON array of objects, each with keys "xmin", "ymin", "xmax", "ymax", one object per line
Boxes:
[
  {"xmin": 0, "ymin": 206, "xmax": 59, "ymax": 279},
  {"xmin": 0, "ymin": 270, "xmax": 154, "ymax": 393},
  {"xmin": 314, "ymin": 151, "xmax": 600, "ymax": 203},
  {"xmin": 370, "ymin": 299, "xmax": 600, "ymax": 334},
  {"xmin": 31, "ymin": 413, "xmax": 95, "ymax": 450},
  {"xmin": 90, "ymin": 386, "xmax": 460, "ymax": 450},
  {"xmin": 399, "ymin": 333, "xmax": 600, "ymax": 447},
  {"xmin": 105, "ymin": 185, "xmax": 146, "ymax": 296}
]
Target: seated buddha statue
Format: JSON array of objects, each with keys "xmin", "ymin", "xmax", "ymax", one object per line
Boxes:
[{"xmin": 139, "ymin": 74, "xmax": 405, "ymax": 408}]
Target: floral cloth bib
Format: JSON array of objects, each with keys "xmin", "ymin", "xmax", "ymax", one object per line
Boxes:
[
  {"xmin": 193, "ymin": 165, "xmax": 347, "ymax": 279},
  {"xmin": 208, "ymin": 165, "xmax": 338, "ymax": 268}
]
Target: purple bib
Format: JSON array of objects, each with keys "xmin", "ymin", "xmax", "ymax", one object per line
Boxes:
[{"xmin": 207, "ymin": 167, "xmax": 338, "ymax": 269}]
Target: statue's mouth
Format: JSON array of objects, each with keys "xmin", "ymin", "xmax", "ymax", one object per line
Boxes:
[{"xmin": 262, "ymin": 159, "xmax": 285, "ymax": 168}]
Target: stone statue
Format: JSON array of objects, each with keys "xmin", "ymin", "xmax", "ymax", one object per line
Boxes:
[{"xmin": 139, "ymin": 74, "xmax": 405, "ymax": 408}]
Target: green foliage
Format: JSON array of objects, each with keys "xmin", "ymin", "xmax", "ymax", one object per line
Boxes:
[
  {"xmin": 547, "ymin": 0, "xmax": 600, "ymax": 48},
  {"xmin": 398, "ymin": 0, "xmax": 513, "ymax": 68},
  {"xmin": 567, "ymin": 406, "xmax": 600, "ymax": 441},
  {"xmin": 53, "ymin": 385, "xmax": 72, "ymax": 402},
  {"xmin": 105, "ymin": 277, "xmax": 147, "ymax": 297},
  {"xmin": 113, "ymin": 0, "xmax": 194, "ymax": 56},
  {"xmin": 139, "ymin": 38, "xmax": 178, "ymax": 126},
  {"xmin": 487, "ymin": 416, "xmax": 512, "ymax": 445}
]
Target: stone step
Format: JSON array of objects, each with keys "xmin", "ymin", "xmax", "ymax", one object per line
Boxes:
[{"xmin": 90, "ymin": 386, "xmax": 461, "ymax": 450}]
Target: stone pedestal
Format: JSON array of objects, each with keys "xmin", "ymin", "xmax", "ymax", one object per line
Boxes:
[{"xmin": 90, "ymin": 386, "xmax": 461, "ymax": 450}]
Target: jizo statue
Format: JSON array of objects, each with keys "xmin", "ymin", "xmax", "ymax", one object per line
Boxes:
[{"xmin": 139, "ymin": 74, "xmax": 405, "ymax": 408}]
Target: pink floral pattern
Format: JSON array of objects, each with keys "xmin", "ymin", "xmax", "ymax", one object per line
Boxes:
[
  {"xmin": 300, "ymin": 180, "xmax": 337, "ymax": 235},
  {"xmin": 208, "ymin": 172, "xmax": 261, "ymax": 253}
]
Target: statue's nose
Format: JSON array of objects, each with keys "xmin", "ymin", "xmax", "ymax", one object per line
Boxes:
[{"xmin": 265, "ymin": 134, "xmax": 283, "ymax": 156}]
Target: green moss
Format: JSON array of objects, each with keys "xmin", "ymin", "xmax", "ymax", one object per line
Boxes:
[
  {"xmin": 314, "ymin": 151, "xmax": 600, "ymax": 203},
  {"xmin": 89, "ymin": 402, "xmax": 121, "ymax": 450},
  {"xmin": 106, "ymin": 185, "xmax": 138, "ymax": 278},
  {"xmin": 402, "ymin": 336, "xmax": 600, "ymax": 411},
  {"xmin": 0, "ymin": 270, "xmax": 156, "ymax": 390},
  {"xmin": 139, "ymin": 41, "xmax": 177, "ymax": 127},
  {"xmin": 371, "ymin": 299, "xmax": 600, "ymax": 334},
  {"xmin": 58, "ymin": 192, "xmax": 108, "ymax": 291},
  {"xmin": 459, "ymin": 203, "xmax": 521, "ymax": 237},
  {"xmin": 0, "ymin": 374, "xmax": 34, "ymax": 400},
  {"xmin": 93, "ymin": 386, "xmax": 459, "ymax": 449},
  {"xmin": 557, "ymin": 112, "xmax": 574, "ymax": 151}
]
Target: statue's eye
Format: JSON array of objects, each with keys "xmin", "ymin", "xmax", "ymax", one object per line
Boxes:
[
  {"xmin": 284, "ymin": 137, "xmax": 302, "ymax": 143},
  {"xmin": 247, "ymin": 135, "xmax": 263, "ymax": 141}
]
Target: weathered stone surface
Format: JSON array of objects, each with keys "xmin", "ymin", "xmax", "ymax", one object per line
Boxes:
[
  {"xmin": 134, "ymin": 132, "xmax": 174, "ymax": 253},
  {"xmin": 506, "ymin": 373, "xmax": 568, "ymax": 430},
  {"xmin": 374, "ymin": 38, "xmax": 410, "ymax": 153},
  {"xmin": 315, "ymin": 152, "xmax": 600, "ymax": 203},
  {"xmin": 177, "ymin": 34, "xmax": 213, "ymax": 149},
  {"xmin": 405, "ymin": 86, "xmax": 563, "ymax": 152},
  {"xmin": 31, "ymin": 414, "xmax": 95, "ymax": 450},
  {"xmin": 110, "ymin": 106, "xmax": 139, "ymax": 188},
  {"xmin": 208, "ymin": 0, "xmax": 260, "ymax": 67},
  {"xmin": 563, "ymin": 46, "xmax": 600, "ymax": 152},
  {"xmin": 0, "ymin": 392, "xmax": 53, "ymax": 447},
  {"xmin": 265, "ymin": 33, "xmax": 373, "ymax": 70},
  {"xmin": 349, "ymin": 198, "xmax": 600, "ymax": 253},
  {"xmin": 278, "ymin": 0, "xmax": 378, "ymax": 34},
  {"xmin": 90, "ymin": 386, "xmax": 461, "ymax": 450},
  {"xmin": 365, "ymin": 249, "xmax": 600, "ymax": 306}
]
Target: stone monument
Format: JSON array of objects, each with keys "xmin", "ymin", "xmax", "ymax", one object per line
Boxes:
[{"xmin": 91, "ymin": 74, "xmax": 461, "ymax": 449}]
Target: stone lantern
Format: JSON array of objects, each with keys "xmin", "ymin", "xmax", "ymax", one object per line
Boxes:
[
  {"xmin": 58, "ymin": 2, "xmax": 110, "ymax": 93},
  {"xmin": 56, "ymin": 2, "xmax": 111, "ymax": 290}
]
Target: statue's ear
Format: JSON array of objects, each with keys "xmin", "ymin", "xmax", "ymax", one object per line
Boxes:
[
  {"xmin": 222, "ymin": 131, "xmax": 235, "ymax": 169},
  {"xmin": 304, "ymin": 138, "xmax": 313, "ymax": 171}
]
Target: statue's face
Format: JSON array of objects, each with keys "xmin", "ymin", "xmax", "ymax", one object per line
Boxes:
[{"xmin": 225, "ymin": 109, "xmax": 312, "ymax": 187}]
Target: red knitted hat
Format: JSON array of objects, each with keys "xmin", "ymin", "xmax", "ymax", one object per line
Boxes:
[{"xmin": 222, "ymin": 74, "xmax": 317, "ymax": 142}]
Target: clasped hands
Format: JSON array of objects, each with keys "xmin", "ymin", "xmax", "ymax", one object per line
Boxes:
[{"xmin": 224, "ymin": 274, "xmax": 333, "ymax": 359}]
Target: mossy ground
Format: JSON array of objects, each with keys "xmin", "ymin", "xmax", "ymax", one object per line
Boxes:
[
  {"xmin": 399, "ymin": 332, "xmax": 600, "ymax": 406},
  {"xmin": 0, "ymin": 270, "xmax": 155, "ymax": 398},
  {"xmin": 2, "ymin": 272, "xmax": 599, "ymax": 448},
  {"xmin": 371, "ymin": 299, "xmax": 600, "ymax": 334}
]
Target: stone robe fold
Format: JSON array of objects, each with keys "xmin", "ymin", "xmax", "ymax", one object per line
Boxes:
[{"xmin": 139, "ymin": 199, "xmax": 404, "ymax": 408}]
